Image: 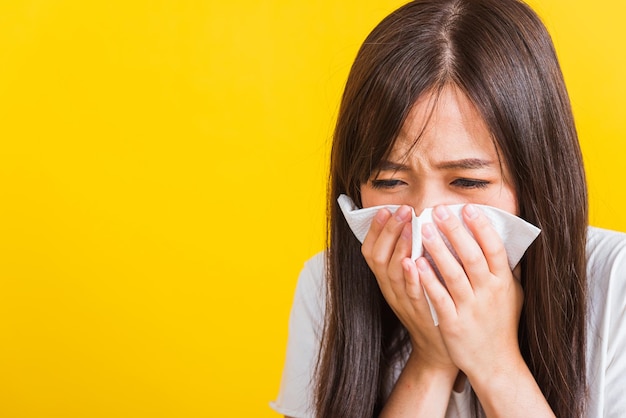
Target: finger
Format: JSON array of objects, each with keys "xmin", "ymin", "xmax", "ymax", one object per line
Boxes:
[
  {"xmin": 387, "ymin": 222, "xmax": 414, "ymax": 290},
  {"xmin": 402, "ymin": 258, "xmax": 439, "ymax": 321},
  {"xmin": 462, "ymin": 204, "xmax": 510, "ymax": 278},
  {"xmin": 432, "ymin": 205, "xmax": 491, "ymax": 286},
  {"xmin": 365, "ymin": 205, "xmax": 412, "ymax": 269},
  {"xmin": 371, "ymin": 207, "xmax": 413, "ymax": 299},
  {"xmin": 421, "ymin": 222, "xmax": 473, "ymax": 304},
  {"xmin": 361, "ymin": 208, "xmax": 392, "ymax": 261},
  {"xmin": 361, "ymin": 208, "xmax": 395, "ymax": 298},
  {"xmin": 402, "ymin": 257, "xmax": 422, "ymax": 302},
  {"xmin": 416, "ymin": 256, "xmax": 458, "ymax": 322}
]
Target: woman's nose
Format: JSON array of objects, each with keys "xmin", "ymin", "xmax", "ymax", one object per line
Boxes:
[{"xmin": 408, "ymin": 189, "xmax": 449, "ymax": 216}]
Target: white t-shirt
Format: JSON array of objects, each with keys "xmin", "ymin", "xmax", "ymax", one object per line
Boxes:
[{"xmin": 271, "ymin": 227, "xmax": 626, "ymax": 417}]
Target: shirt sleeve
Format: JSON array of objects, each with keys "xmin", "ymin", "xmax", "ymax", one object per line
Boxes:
[
  {"xmin": 586, "ymin": 228, "xmax": 626, "ymax": 417},
  {"xmin": 601, "ymin": 236, "xmax": 626, "ymax": 417},
  {"xmin": 270, "ymin": 253, "xmax": 326, "ymax": 418}
]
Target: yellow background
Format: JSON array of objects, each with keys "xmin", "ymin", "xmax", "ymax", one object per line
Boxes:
[{"xmin": 0, "ymin": 1, "xmax": 623, "ymax": 417}]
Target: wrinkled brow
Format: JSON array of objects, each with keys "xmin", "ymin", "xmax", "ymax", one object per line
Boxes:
[
  {"xmin": 376, "ymin": 160, "xmax": 410, "ymax": 171},
  {"xmin": 377, "ymin": 158, "xmax": 494, "ymax": 171},
  {"xmin": 434, "ymin": 158, "xmax": 494, "ymax": 170}
]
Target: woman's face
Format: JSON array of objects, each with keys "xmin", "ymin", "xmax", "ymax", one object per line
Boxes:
[{"xmin": 360, "ymin": 85, "xmax": 518, "ymax": 215}]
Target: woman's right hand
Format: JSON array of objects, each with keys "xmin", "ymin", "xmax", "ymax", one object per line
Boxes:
[{"xmin": 361, "ymin": 205, "xmax": 457, "ymax": 373}]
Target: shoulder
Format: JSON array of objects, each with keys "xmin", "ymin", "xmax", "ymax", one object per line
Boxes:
[
  {"xmin": 290, "ymin": 251, "xmax": 327, "ymax": 336},
  {"xmin": 295, "ymin": 251, "xmax": 326, "ymax": 304},
  {"xmin": 270, "ymin": 252, "xmax": 327, "ymax": 417},
  {"xmin": 587, "ymin": 227, "xmax": 626, "ymax": 280},
  {"xmin": 587, "ymin": 226, "xmax": 626, "ymax": 267},
  {"xmin": 585, "ymin": 226, "xmax": 626, "ymax": 356},
  {"xmin": 301, "ymin": 251, "xmax": 326, "ymax": 283},
  {"xmin": 585, "ymin": 227, "xmax": 626, "ymax": 415},
  {"xmin": 586, "ymin": 226, "xmax": 626, "ymax": 304}
]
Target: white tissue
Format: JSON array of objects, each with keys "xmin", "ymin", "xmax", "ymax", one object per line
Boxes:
[{"xmin": 337, "ymin": 194, "xmax": 541, "ymax": 325}]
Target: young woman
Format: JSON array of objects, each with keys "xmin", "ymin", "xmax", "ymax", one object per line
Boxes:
[{"xmin": 271, "ymin": 0, "xmax": 626, "ymax": 417}]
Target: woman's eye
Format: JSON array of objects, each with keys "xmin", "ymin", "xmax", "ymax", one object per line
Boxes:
[
  {"xmin": 370, "ymin": 179, "xmax": 405, "ymax": 189},
  {"xmin": 451, "ymin": 178, "xmax": 490, "ymax": 189}
]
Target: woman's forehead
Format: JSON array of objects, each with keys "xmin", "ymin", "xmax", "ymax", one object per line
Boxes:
[{"xmin": 388, "ymin": 86, "xmax": 500, "ymax": 164}]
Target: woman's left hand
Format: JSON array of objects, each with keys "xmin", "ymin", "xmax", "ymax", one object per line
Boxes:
[{"xmin": 417, "ymin": 203, "xmax": 524, "ymax": 382}]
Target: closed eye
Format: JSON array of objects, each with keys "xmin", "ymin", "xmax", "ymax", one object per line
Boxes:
[
  {"xmin": 370, "ymin": 179, "xmax": 406, "ymax": 189},
  {"xmin": 451, "ymin": 178, "xmax": 490, "ymax": 189}
]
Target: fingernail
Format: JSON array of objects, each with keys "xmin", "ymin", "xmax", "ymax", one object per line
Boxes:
[
  {"xmin": 402, "ymin": 258, "xmax": 412, "ymax": 272},
  {"xmin": 465, "ymin": 204, "xmax": 479, "ymax": 219},
  {"xmin": 395, "ymin": 205, "xmax": 411, "ymax": 222},
  {"xmin": 416, "ymin": 257, "xmax": 430, "ymax": 273},
  {"xmin": 422, "ymin": 223, "xmax": 436, "ymax": 241},
  {"xmin": 434, "ymin": 205, "xmax": 449, "ymax": 221}
]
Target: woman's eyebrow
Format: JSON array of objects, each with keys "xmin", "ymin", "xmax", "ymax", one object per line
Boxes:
[
  {"xmin": 377, "ymin": 160, "xmax": 410, "ymax": 171},
  {"xmin": 434, "ymin": 158, "xmax": 494, "ymax": 170}
]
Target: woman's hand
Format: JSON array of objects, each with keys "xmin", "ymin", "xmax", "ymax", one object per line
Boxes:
[
  {"xmin": 361, "ymin": 205, "xmax": 456, "ymax": 373},
  {"xmin": 418, "ymin": 204, "xmax": 524, "ymax": 387},
  {"xmin": 362, "ymin": 203, "xmax": 554, "ymax": 417}
]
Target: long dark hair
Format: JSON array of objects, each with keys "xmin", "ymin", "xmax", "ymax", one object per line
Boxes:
[{"xmin": 316, "ymin": 0, "xmax": 588, "ymax": 417}]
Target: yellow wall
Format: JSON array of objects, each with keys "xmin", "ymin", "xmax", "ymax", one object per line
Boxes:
[{"xmin": 0, "ymin": 1, "xmax": 623, "ymax": 417}]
